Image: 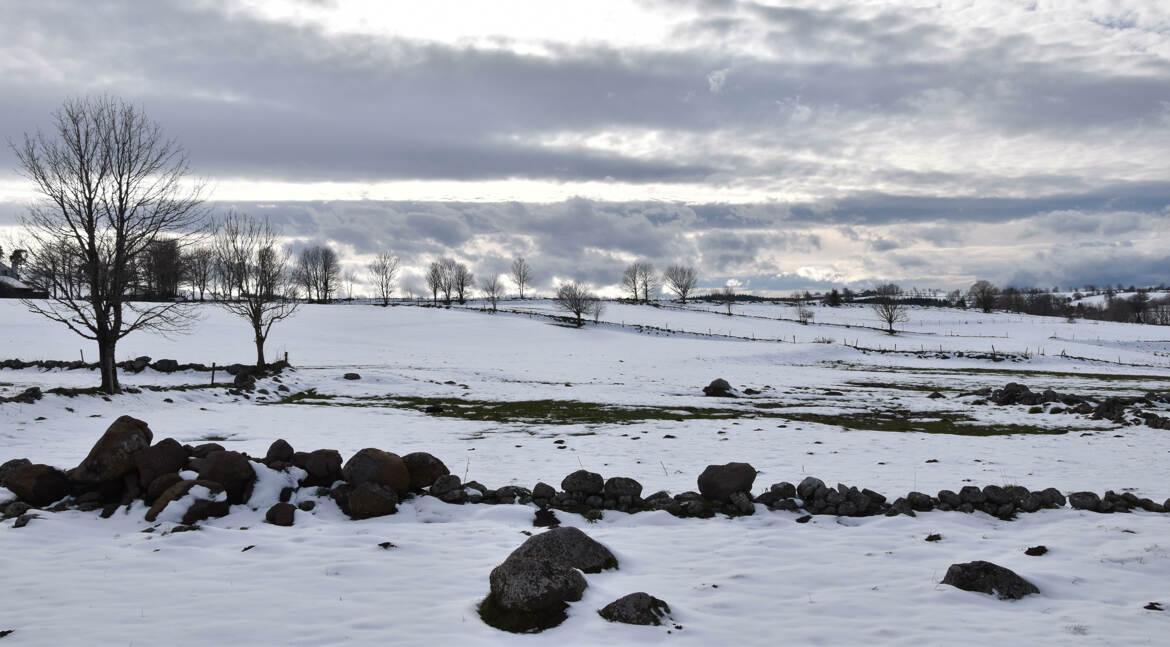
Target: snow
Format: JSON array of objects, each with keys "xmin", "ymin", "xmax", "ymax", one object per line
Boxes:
[{"xmin": 1, "ymin": 299, "xmax": 1169, "ymax": 645}]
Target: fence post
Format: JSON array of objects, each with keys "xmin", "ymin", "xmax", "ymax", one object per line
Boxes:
[{"xmin": 211, "ymin": 362, "xmax": 216, "ymax": 386}]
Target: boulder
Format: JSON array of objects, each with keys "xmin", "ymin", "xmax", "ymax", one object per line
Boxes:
[
  {"xmin": 191, "ymin": 443, "xmax": 226, "ymax": 459},
  {"xmin": 0, "ymin": 458, "xmax": 32, "ymax": 487},
  {"xmin": 197, "ymin": 451, "xmax": 257, "ymax": 505},
  {"xmin": 941, "ymin": 561, "xmax": 1039, "ymax": 600},
  {"xmin": 233, "ymin": 373, "xmax": 256, "ymax": 390},
  {"xmin": 598, "ymin": 592, "xmax": 672, "ymax": 626},
  {"xmin": 561, "ymin": 470, "xmax": 604, "ymax": 495},
  {"xmin": 532, "ymin": 482, "xmax": 556, "ymax": 502},
  {"xmin": 146, "ymin": 473, "xmax": 184, "ymax": 502},
  {"xmin": 702, "ymin": 378, "xmax": 736, "ymax": 397},
  {"xmin": 603, "ymin": 477, "xmax": 643, "ymax": 500},
  {"xmin": 343, "ymin": 372, "xmax": 361, "ymax": 380},
  {"xmin": 697, "ymin": 462, "xmax": 756, "ymax": 503},
  {"xmin": 150, "ymin": 359, "xmax": 180, "ymax": 373},
  {"xmin": 265, "ymin": 502, "xmax": 296, "ymax": 526},
  {"xmin": 133, "ymin": 438, "xmax": 188, "ymax": 490},
  {"xmin": 293, "ymin": 449, "xmax": 343, "ymax": 487},
  {"xmin": 3, "ymin": 464, "xmax": 71, "ymax": 506},
  {"xmin": 480, "ymin": 556, "xmax": 587, "ymax": 633},
  {"xmin": 71, "ymin": 415, "xmax": 153, "ymax": 483},
  {"xmin": 264, "ymin": 439, "xmax": 294, "ymax": 465},
  {"xmin": 507, "ymin": 526, "xmax": 618, "ymax": 573},
  {"xmin": 345, "ymin": 482, "xmax": 399, "ymax": 519},
  {"xmin": 343, "ymin": 448, "xmax": 410, "ymax": 494},
  {"xmin": 429, "ymin": 474, "xmax": 462, "ymax": 497},
  {"xmin": 401, "ymin": 452, "xmax": 450, "ymax": 490},
  {"xmin": 1068, "ymin": 491, "xmax": 1102, "ymax": 512},
  {"xmin": 144, "ymin": 479, "xmax": 230, "ymax": 524}
]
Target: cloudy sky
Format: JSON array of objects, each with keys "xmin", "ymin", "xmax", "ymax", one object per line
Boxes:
[{"xmin": 2, "ymin": 0, "xmax": 1170, "ymax": 295}]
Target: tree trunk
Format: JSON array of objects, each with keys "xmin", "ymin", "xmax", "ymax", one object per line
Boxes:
[
  {"xmin": 97, "ymin": 336, "xmax": 120, "ymax": 394},
  {"xmin": 254, "ymin": 329, "xmax": 266, "ymax": 370}
]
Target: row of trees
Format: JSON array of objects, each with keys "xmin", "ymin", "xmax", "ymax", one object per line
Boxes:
[{"xmin": 621, "ymin": 262, "xmax": 699, "ymax": 303}]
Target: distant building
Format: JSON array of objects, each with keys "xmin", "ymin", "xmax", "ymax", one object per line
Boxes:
[{"xmin": 0, "ymin": 261, "xmax": 40, "ymax": 298}]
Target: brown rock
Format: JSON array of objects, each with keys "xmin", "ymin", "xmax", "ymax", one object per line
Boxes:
[
  {"xmin": 71, "ymin": 415, "xmax": 153, "ymax": 483},
  {"xmin": 144, "ymin": 479, "xmax": 230, "ymax": 524},
  {"xmin": 401, "ymin": 452, "xmax": 450, "ymax": 490},
  {"xmin": 343, "ymin": 448, "xmax": 410, "ymax": 494},
  {"xmin": 197, "ymin": 451, "xmax": 257, "ymax": 505},
  {"xmin": 4, "ymin": 464, "xmax": 71, "ymax": 506},
  {"xmin": 134, "ymin": 438, "xmax": 188, "ymax": 489}
]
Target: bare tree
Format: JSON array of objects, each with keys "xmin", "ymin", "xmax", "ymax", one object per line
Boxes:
[
  {"xmin": 367, "ymin": 251, "xmax": 399, "ymax": 306},
  {"xmin": 14, "ymin": 96, "xmax": 205, "ymax": 393},
  {"xmin": 621, "ymin": 263, "xmax": 640, "ymax": 301},
  {"xmin": 140, "ymin": 237, "xmax": 183, "ymax": 299},
  {"xmin": 635, "ymin": 262, "xmax": 659, "ymax": 302},
  {"xmin": 796, "ymin": 303, "xmax": 814, "ymax": 324},
  {"xmin": 295, "ymin": 245, "xmax": 341, "ymax": 302},
  {"xmin": 437, "ymin": 257, "xmax": 458, "ymax": 304},
  {"xmin": 968, "ymin": 280, "xmax": 999, "ymax": 313},
  {"xmin": 554, "ymin": 281, "xmax": 600, "ymax": 326},
  {"xmin": 663, "ymin": 264, "xmax": 698, "ymax": 303},
  {"xmin": 510, "ymin": 256, "xmax": 532, "ymax": 299},
  {"xmin": 425, "ymin": 261, "xmax": 444, "ymax": 304},
  {"xmin": 451, "ymin": 261, "xmax": 474, "ymax": 304},
  {"xmin": 183, "ymin": 246, "xmax": 214, "ymax": 301},
  {"xmin": 719, "ymin": 285, "xmax": 735, "ymax": 315},
  {"xmin": 212, "ymin": 212, "xmax": 298, "ymax": 369},
  {"xmin": 871, "ymin": 283, "xmax": 909, "ymax": 334},
  {"xmin": 342, "ymin": 269, "xmax": 359, "ymax": 300},
  {"xmin": 480, "ymin": 273, "xmax": 504, "ymax": 311}
]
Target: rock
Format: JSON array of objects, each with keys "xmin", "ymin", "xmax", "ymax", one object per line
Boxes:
[
  {"xmin": 941, "ymin": 561, "xmax": 1039, "ymax": 600},
  {"xmin": 401, "ymin": 452, "xmax": 450, "ymax": 490},
  {"xmin": 532, "ymin": 482, "xmax": 556, "ymax": 501},
  {"xmin": 959, "ymin": 485, "xmax": 986, "ymax": 504},
  {"xmin": 983, "ymin": 485, "xmax": 1013, "ymax": 505},
  {"xmin": 3, "ymin": 464, "xmax": 71, "ymax": 506},
  {"xmin": 191, "ymin": 443, "xmax": 225, "ymax": 459},
  {"xmin": 429, "ymin": 474, "xmax": 462, "ymax": 496},
  {"xmin": 4, "ymin": 501, "xmax": 31, "ymax": 518},
  {"xmin": 938, "ymin": 490, "xmax": 961, "ymax": 507},
  {"xmin": 197, "ymin": 451, "xmax": 257, "ymax": 505},
  {"xmin": 1069, "ymin": 491, "xmax": 1102, "ymax": 512},
  {"xmin": 146, "ymin": 473, "xmax": 184, "ymax": 502},
  {"xmin": 0, "ymin": 458, "xmax": 32, "ymax": 487},
  {"xmin": 927, "ymin": 391, "xmax": 945, "ymax": 399},
  {"xmin": 906, "ymin": 491, "xmax": 934, "ymax": 512},
  {"xmin": 343, "ymin": 448, "xmax": 411, "ymax": 494},
  {"xmin": 480, "ymin": 556, "xmax": 587, "ymax": 633},
  {"xmin": 264, "ymin": 439, "xmax": 294, "ymax": 464},
  {"xmin": 144, "ymin": 479, "xmax": 230, "ymax": 524},
  {"xmin": 728, "ymin": 490, "xmax": 755, "ymax": 515},
  {"xmin": 233, "ymin": 373, "xmax": 256, "ymax": 390},
  {"xmin": 533, "ymin": 508, "xmax": 560, "ymax": 528},
  {"xmin": 133, "ymin": 438, "xmax": 188, "ymax": 490},
  {"xmin": 603, "ymin": 476, "xmax": 643, "ymax": 500},
  {"xmin": 298, "ymin": 500, "xmax": 315, "ymax": 512},
  {"xmin": 71, "ymin": 415, "xmax": 153, "ymax": 484},
  {"xmin": 507, "ymin": 526, "xmax": 618, "ymax": 573},
  {"xmin": 346, "ymin": 482, "xmax": 399, "ymax": 519},
  {"xmin": 561, "ymin": 470, "xmax": 604, "ymax": 495},
  {"xmin": 1093, "ymin": 397, "xmax": 1128, "ymax": 421},
  {"xmin": 702, "ymin": 378, "xmax": 736, "ymax": 397},
  {"xmin": 293, "ymin": 449, "xmax": 343, "ymax": 487},
  {"xmin": 1025, "ymin": 545, "xmax": 1048, "ymax": 556},
  {"xmin": 990, "ymin": 382, "xmax": 1035, "ymax": 406},
  {"xmin": 150, "ymin": 359, "xmax": 179, "ymax": 373},
  {"xmin": 265, "ymin": 502, "xmax": 296, "ymax": 526},
  {"xmin": 797, "ymin": 476, "xmax": 825, "ymax": 501},
  {"xmin": 13, "ymin": 513, "xmax": 36, "ymax": 528},
  {"xmin": 598, "ymin": 592, "xmax": 671, "ymax": 626},
  {"xmin": 925, "ymin": 533, "xmax": 942, "ymax": 542},
  {"xmin": 343, "ymin": 372, "xmax": 361, "ymax": 380},
  {"xmin": 696, "ymin": 462, "xmax": 756, "ymax": 503}
]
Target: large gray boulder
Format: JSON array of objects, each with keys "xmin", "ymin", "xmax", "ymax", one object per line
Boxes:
[
  {"xmin": 480, "ymin": 556, "xmax": 587, "ymax": 633},
  {"xmin": 507, "ymin": 526, "xmax": 618, "ymax": 573},
  {"xmin": 71, "ymin": 416, "xmax": 153, "ymax": 483},
  {"xmin": 697, "ymin": 462, "xmax": 756, "ymax": 503},
  {"xmin": 941, "ymin": 561, "xmax": 1039, "ymax": 600}
]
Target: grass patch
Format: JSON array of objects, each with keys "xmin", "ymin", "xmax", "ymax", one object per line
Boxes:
[
  {"xmin": 270, "ymin": 391, "xmax": 763, "ymax": 425},
  {"xmin": 840, "ymin": 363, "xmax": 1170, "ymax": 383},
  {"xmin": 779, "ymin": 411, "xmax": 1071, "ymax": 436}
]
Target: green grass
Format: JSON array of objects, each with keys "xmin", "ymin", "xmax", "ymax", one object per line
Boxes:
[{"xmin": 778, "ymin": 411, "xmax": 1072, "ymax": 436}]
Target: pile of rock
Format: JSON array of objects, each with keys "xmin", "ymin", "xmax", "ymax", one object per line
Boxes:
[{"xmin": 980, "ymin": 381, "xmax": 1170, "ymax": 427}]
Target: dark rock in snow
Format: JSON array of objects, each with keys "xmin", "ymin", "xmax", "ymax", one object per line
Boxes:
[
  {"xmin": 265, "ymin": 502, "xmax": 296, "ymax": 526},
  {"xmin": 4, "ymin": 463, "xmax": 72, "ymax": 506},
  {"xmin": 702, "ymin": 378, "xmax": 736, "ymax": 397},
  {"xmin": 343, "ymin": 448, "xmax": 410, "ymax": 494},
  {"xmin": 533, "ymin": 508, "xmax": 560, "ymax": 528},
  {"xmin": 401, "ymin": 452, "xmax": 450, "ymax": 490},
  {"xmin": 797, "ymin": 476, "xmax": 825, "ymax": 501},
  {"xmin": 191, "ymin": 443, "xmax": 225, "ymax": 459},
  {"xmin": 696, "ymin": 462, "xmax": 756, "ymax": 503},
  {"xmin": 1069, "ymin": 491, "xmax": 1102, "ymax": 512},
  {"xmin": 1025, "ymin": 545, "xmax": 1048, "ymax": 556},
  {"xmin": 264, "ymin": 439, "xmax": 294, "ymax": 465},
  {"xmin": 71, "ymin": 415, "xmax": 153, "ymax": 484},
  {"xmin": 293, "ymin": 449, "xmax": 343, "ymax": 487},
  {"xmin": 941, "ymin": 560, "xmax": 1039, "ymax": 600},
  {"xmin": 134, "ymin": 438, "xmax": 188, "ymax": 490},
  {"xmin": 0, "ymin": 458, "xmax": 33, "ymax": 487},
  {"xmin": 507, "ymin": 526, "xmax": 618, "ymax": 573},
  {"xmin": 480, "ymin": 556, "xmax": 587, "ymax": 633},
  {"xmin": 197, "ymin": 451, "xmax": 257, "ymax": 505},
  {"xmin": 598, "ymin": 592, "xmax": 672, "ymax": 626},
  {"xmin": 561, "ymin": 470, "xmax": 604, "ymax": 495},
  {"xmin": 145, "ymin": 479, "xmax": 230, "ymax": 524},
  {"xmin": 345, "ymin": 482, "xmax": 399, "ymax": 519},
  {"xmin": 343, "ymin": 373, "xmax": 361, "ymax": 380}
]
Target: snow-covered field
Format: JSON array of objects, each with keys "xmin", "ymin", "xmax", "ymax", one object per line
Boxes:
[{"xmin": 2, "ymin": 299, "xmax": 1169, "ymax": 645}]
